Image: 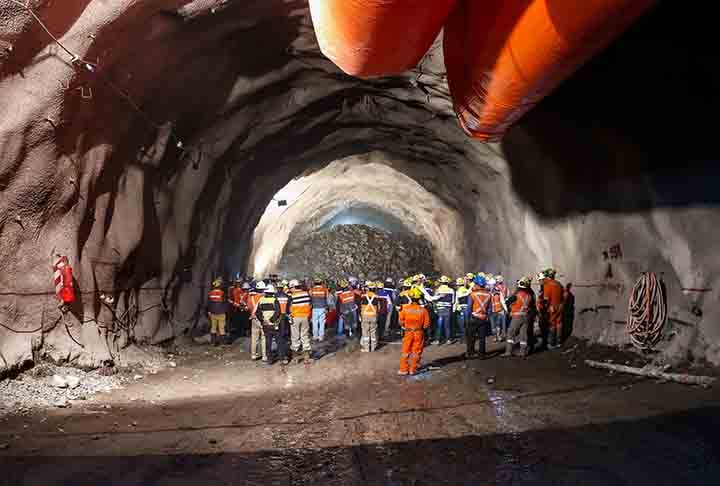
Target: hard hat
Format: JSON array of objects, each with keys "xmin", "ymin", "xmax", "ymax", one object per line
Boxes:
[
  {"xmin": 536, "ymin": 272, "xmax": 546, "ymax": 281},
  {"xmin": 212, "ymin": 278, "xmax": 222, "ymax": 288},
  {"xmin": 241, "ymin": 282, "xmax": 250, "ymax": 290},
  {"xmin": 418, "ymin": 273, "xmax": 426, "ymax": 281},
  {"xmin": 518, "ymin": 277, "xmax": 532, "ymax": 288},
  {"xmin": 473, "ymin": 275, "xmax": 487, "ymax": 287},
  {"xmin": 496, "ymin": 275, "xmax": 504, "ymax": 283},
  {"xmin": 385, "ymin": 277, "xmax": 394, "ymax": 285},
  {"xmin": 544, "ymin": 267, "xmax": 557, "ymax": 279},
  {"xmin": 338, "ymin": 279, "xmax": 348, "ymax": 288},
  {"xmin": 456, "ymin": 277, "xmax": 465, "ymax": 286},
  {"xmin": 265, "ymin": 284, "xmax": 276, "ymax": 294},
  {"xmin": 313, "ymin": 276, "xmax": 323, "ymax": 284},
  {"xmin": 478, "ymin": 272, "xmax": 486, "ymax": 279},
  {"xmin": 376, "ymin": 280, "xmax": 384, "ymax": 288},
  {"xmin": 255, "ymin": 280, "xmax": 266, "ymax": 291},
  {"xmin": 408, "ymin": 287, "xmax": 423, "ymax": 300},
  {"xmin": 486, "ymin": 274, "xmax": 494, "ymax": 281},
  {"xmin": 288, "ymin": 279, "xmax": 300, "ymax": 288},
  {"xmin": 439, "ymin": 275, "xmax": 451, "ymax": 284},
  {"xmin": 365, "ymin": 280, "xmax": 374, "ymax": 288},
  {"xmin": 280, "ymin": 279, "xmax": 289, "ymax": 287},
  {"xmin": 488, "ymin": 278, "xmax": 497, "ymax": 287},
  {"xmin": 402, "ymin": 278, "xmax": 413, "ymax": 288},
  {"xmin": 466, "ymin": 273, "xmax": 475, "ymax": 279}
]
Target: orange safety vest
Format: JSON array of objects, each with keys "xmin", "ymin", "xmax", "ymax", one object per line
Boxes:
[
  {"xmin": 208, "ymin": 288, "xmax": 224, "ymax": 302},
  {"xmin": 229, "ymin": 287, "xmax": 246, "ymax": 307},
  {"xmin": 339, "ymin": 290, "xmax": 356, "ymax": 305},
  {"xmin": 247, "ymin": 292, "xmax": 263, "ymax": 314},
  {"xmin": 360, "ymin": 292, "xmax": 378, "ymax": 317},
  {"xmin": 469, "ymin": 289, "xmax": 491, "ymax": 320},
  {"xmin": 542, "ymin": 279, "xmax": 564, "ymax": 307},
  {"xmin": 289, "ymin": 290, "xmax": 312, "ymax": 318},
  {"xmin": 277, "ymin": 294, "xmax": 289, "ymax": 314},
  {"xmin": 491, "ymin": 292, "xmax": 504, "ymax": 313},
  {"xmin": 399, "ymin": 303, "xmax": 430, "ymax": 330},
  {"xmin": 510, "ymin": 290, "xmax": 531, "ymax": 317}
]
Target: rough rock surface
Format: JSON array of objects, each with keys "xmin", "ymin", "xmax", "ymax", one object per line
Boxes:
[
  {"xmin": 277, "ymin": 224, "xmax": 437, "ymax": 281},
  {"xmin": 0, "ymin": 1, "xmax": 719, "ymax": 373}
]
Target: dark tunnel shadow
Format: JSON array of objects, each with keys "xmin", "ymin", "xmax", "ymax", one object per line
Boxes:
[
  {"xmin": 3, "ymin": 406, "xmax": 720, "ymax": 485},
  {"xmin": 502, "ymin": 0, "xmax": 720, "ymax": 218}
]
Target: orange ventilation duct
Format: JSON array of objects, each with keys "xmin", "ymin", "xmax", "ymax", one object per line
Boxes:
[
  {"xmin": 444, "ymin": 0, "xmax": 655, "ymax": 141},
  {"xmin": 308, "ymin": 0, "xmax": 456, "ymax": 77}
]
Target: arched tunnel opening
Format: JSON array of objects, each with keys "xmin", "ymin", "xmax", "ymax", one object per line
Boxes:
[{"xmin": 3, "ymin": 1, "xmax": 720, "ymax": 482}]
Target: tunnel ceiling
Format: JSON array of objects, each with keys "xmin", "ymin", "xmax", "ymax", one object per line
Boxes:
[{"xmin": 2, "ymin": 0, "xmax": 720, "ymax": 373}]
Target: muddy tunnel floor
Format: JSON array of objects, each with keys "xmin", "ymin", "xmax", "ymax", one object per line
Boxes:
[{"xmin": 2, "ymin": 338, "xmax": 719, "ymax": 486}]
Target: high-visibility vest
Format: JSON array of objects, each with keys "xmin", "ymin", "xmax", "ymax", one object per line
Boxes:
[
  {"xmin": 338, "ymin": 290, "xmax": 356, "ymax": 305},
  {"xmin": 510, "ymin": 290, "xmax": 531, "ymax": 317},
  {"xmin": 360, "ymin": 292, "xmax": 378, "ymax": 317},
  {"xmin": 289, "ymin": 290, "xmax": 311, "ymax": 318},
  {"xmin": 469, "ymin": 289, "xmax": 491, "ymax": 320},
  {"xmin": 208, "ymin": 289, "xmax": 224, "ymax": 302},
  {"xmin": 310, "ymin": 285, "xmax": 328, "ymax": 308},
  {"xmin": 258, "ymin": 296, "xmax": 278, "ymax": 323},
  {"xmin": 455, "ymin": 286, "xmax": 470, "ymax": 310},
  {"xmin": 491, "ymin": 292, "xmax": 505, "ymax": 313},
  {"xmin": 277, "ymin": 293, "xmax": 289, "ymax": 314},
  {"xmin": 247, "ymin": 292, "xmax": 263, "ymax": 314},
  {"xmin": 542, "ymin": 279, "xmax": 564, "ymax": 307}
]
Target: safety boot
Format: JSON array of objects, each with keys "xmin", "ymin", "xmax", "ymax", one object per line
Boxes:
[
  {"xmin": 211, "ymin": 333, "xmax": 218, "ymax": 346},
  {"xmin": 519, "ymin": 345, "xmax": 529, "ymax": 358},
  {"xmin": 502, "ymin": 341, "xmax": 513, "ymax": 357}
]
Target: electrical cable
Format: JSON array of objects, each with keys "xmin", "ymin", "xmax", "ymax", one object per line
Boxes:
[{"xmin": 627, "ymin": 272, "xmax": 667, "ymax": 350}]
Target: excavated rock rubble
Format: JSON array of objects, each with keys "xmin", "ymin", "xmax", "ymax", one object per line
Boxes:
[{"xmin": 277, "ymin": 224, "xmax": 437, "ymax": 281}]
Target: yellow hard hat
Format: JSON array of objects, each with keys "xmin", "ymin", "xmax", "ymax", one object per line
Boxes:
[
  {"xmin": 465, "ymin": 273, "xmax": 475, "ymax": 279},
  {"xmin": 456, "ymin": 277, "xmax": 465, "ymax": 286},
  {"xmin": 408, "ymin": 287, "xmax": 423, "ymax": 300},
  {"xmin": 403, "ymin": 278, "xmax": 413, "ymax": 287},
  {"xmin": 212, "ymin": 278, "xmax": 222, "ymax": 288},
  {"xmin": 439, "ymin": 275, "xmax": 451, "ymax": 284}
]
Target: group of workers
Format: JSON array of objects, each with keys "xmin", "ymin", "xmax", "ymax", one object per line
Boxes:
[{"xmin": 205, "ymin": 269, "xmax": 574, "ymax": 374}]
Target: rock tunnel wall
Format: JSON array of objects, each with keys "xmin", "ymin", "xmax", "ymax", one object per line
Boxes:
[{"xmin": 1, "ymin": 0, "xmax": 719, "ymax": 373}]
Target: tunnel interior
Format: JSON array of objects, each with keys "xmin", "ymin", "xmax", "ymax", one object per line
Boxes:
[{"xmin": 1, "ymin": 0, "xmax": 720, "ymax": 374}]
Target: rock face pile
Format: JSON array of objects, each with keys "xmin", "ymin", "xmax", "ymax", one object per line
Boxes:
[{"xmin": 277, "ymin": 224, "xmax": 437, "ymax": 281}]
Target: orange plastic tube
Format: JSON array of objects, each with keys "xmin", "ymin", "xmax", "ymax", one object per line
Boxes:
[
  {"xmin": 444, "ymin": 0, "xmax": 655, "ymax": 141},
  {"xmin": 309, "ymin": 0, "xmax": 456, "ymax": 78}
]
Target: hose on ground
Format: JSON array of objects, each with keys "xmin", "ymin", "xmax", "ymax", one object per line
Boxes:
[{"xmin": 627, "ymin": 272, "xmax": 667, "ymax": 350}]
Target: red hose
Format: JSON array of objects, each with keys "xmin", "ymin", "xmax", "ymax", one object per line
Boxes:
[{"xmin": 627, "ymin": 272, "xmax": 667, "ymax": 349}]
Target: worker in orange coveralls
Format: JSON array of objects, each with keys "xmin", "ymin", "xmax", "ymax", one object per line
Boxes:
[
  {"xmin": 398, "ymin": 287, "xmax": 431, "ymax": 376},
  {"xmin": 541, "ymin": 268, "xmax": 565, "ymax": 349}
]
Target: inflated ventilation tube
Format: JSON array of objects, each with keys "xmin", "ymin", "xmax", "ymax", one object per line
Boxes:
[
  {"xmin": 308, "ymin": 0, "xmax": 456, "ymax": 77},
  {"xmin": 309, "ymin": 0, "xmax": 655, "ymax": 141}
]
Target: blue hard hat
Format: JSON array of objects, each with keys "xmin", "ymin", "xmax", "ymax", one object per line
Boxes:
[{"xmin": 473, "ymin": 275, "xmax": 487, "ymax": 287}]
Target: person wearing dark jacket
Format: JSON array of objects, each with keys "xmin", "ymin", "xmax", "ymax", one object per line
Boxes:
[{"xmin": 255, "ymin": 284, "xmax": 282, "ymax": 364}]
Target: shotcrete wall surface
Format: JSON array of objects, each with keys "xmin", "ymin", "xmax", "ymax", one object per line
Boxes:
[{"xmin": 1, "ymin": 0, "xmax": 719, "ymax": 374}]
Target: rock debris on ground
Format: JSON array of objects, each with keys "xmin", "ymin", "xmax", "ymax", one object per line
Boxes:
[
  {"xmin": 1, "ymin": 364, "xmax": 125, "ymax": 416},
  {"xmin": 278, "ymin": 224, "xmax": 437, "ymax": 280}
]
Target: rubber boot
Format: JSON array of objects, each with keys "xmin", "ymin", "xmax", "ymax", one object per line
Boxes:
[
  {"xmin": 519, "ymin": 344, "xmax": 529, "ymax": 358},
  {"xmin": 211, "ymin": 333, "xmax": 218, "ymax": 346},
  {"xmin": 502, "ymin": 341, "xmax": 513, "ymax": 357},
  {"xmin": 549, "ymin": 329, "xmax": 558, "ymax": 349}
]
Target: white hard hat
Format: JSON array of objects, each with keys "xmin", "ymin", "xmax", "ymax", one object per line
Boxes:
[
  {"xmin": 488, "ymin": 278, "xmax": 497, "ymax": 287},
  {"xmin": 289, "ymin": 279, "xmax": 300, "ymax": 288},
  {"xmin": 496, "ymin": 275, "xmax": 504, "ymax": 283},
  {"xmin": 241, "ymin": 282, "xmax": 250, "ymax": 290},
  {"xmin": 255, "ymin": 281, "xmax": 266, "ymax": 290},
  {"xmin": 265, "ymin": 284, "xmax": 276, "ymax": 294}
]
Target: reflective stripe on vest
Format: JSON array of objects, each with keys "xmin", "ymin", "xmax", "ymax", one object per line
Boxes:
[
  {"xmin": 248, "ymin": 293, "xmax": 262, "ymax": 314},
  {"xmin": 289, "ymin": 291, "xmax": 311, "ymax": 317},
  {"xmin": 208, "ymin": 289, "xmax": 224, "ymax": 302},
  {"xmin": 470, "ymin": 291, "xmax": 491, "ymax": 319},
  {"xmin": 339, "ymin": 291, "xmax": 355, "ymax": 304},
  {"xmin": 277, "ymin": 296, "xmax": 289, "ymax": 314},
  {"xmin": 511, "ymin": 291, "xmax": 531, "ymax": 316},
  {"xmin": 491, "ymin": 292, "xmax": 504, "ymax": 313},
  {"xmin": 361, "ymin": 294, "xmax": 377, "ymax": 317}
]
